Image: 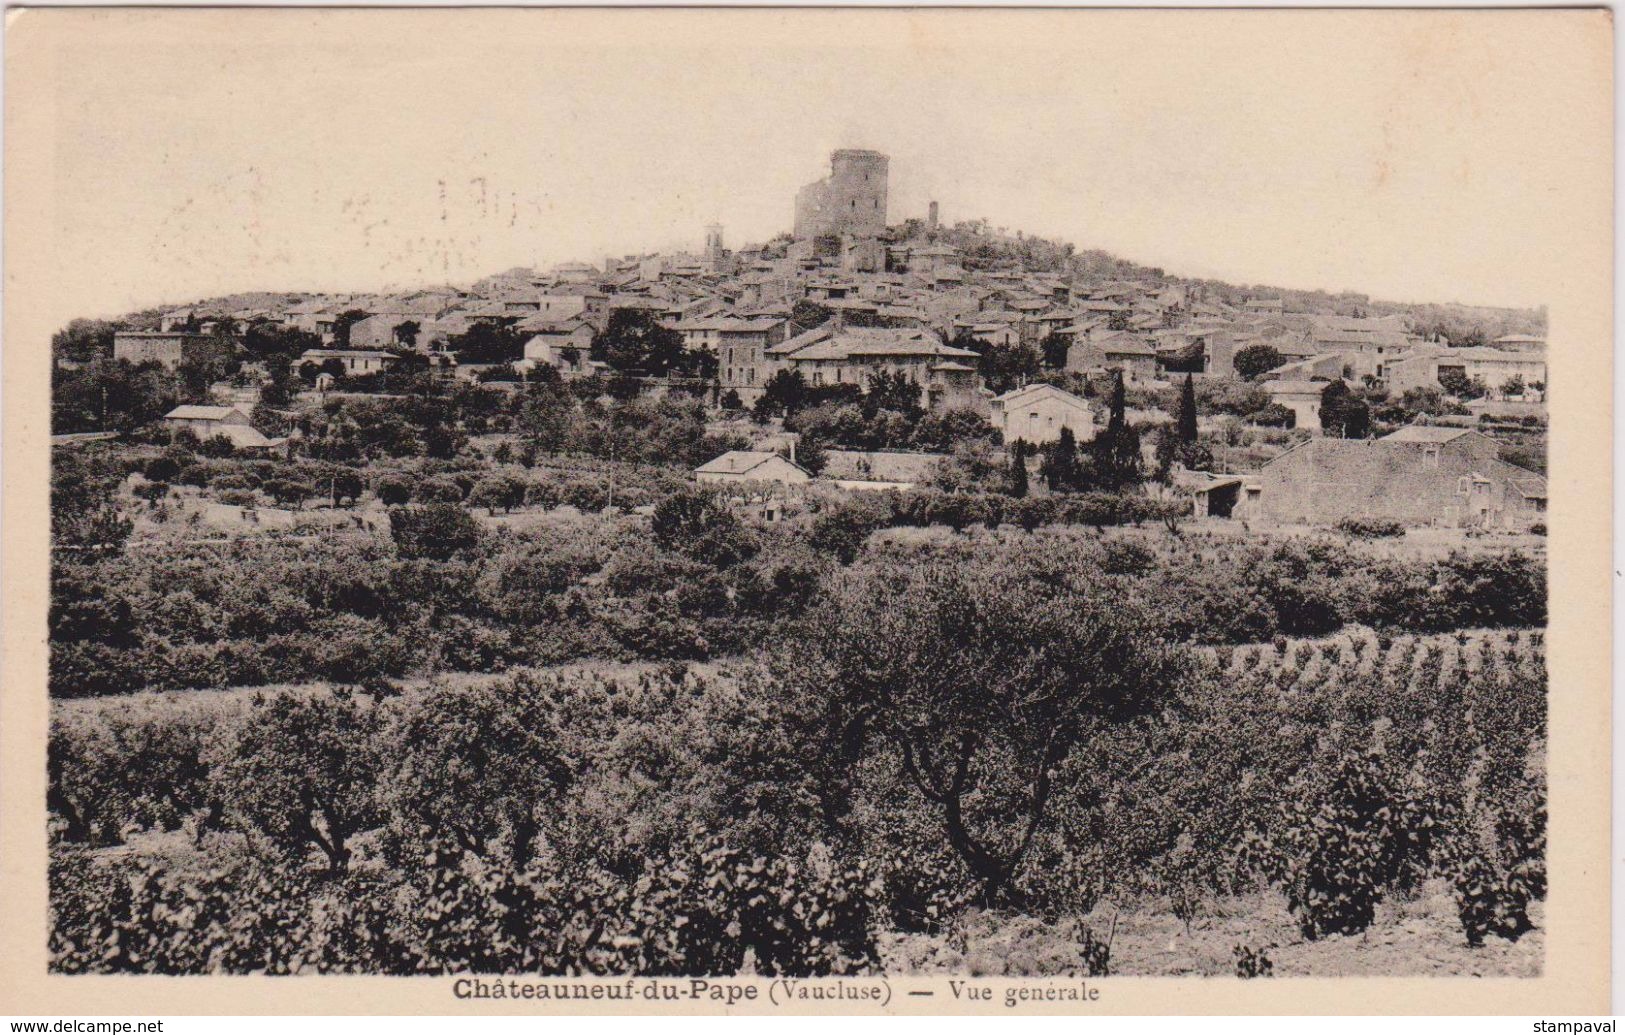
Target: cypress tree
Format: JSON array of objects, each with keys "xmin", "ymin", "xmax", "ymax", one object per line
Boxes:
[
  {"xmin": 1092, "ymin": 370, "xmax": 1143, "ymax": 491},
  {"xmin": 1105, "ymin": 370, "xmax": 1127, "ymax": 436},
  {"xmin": 1008, "ymin": 440, "xmax": 1030, "ymax": 498},
  {"xmin": 1042, "ymin": 427, "xmax": 1080, "ymax": 493},
  {"xmin": 1154, "ymin": 425, "xmax": 1178, "ymax": 480},
  {"xmin": 1177, "ymin": 373, "xmax": 1199, "ymax": 444}
]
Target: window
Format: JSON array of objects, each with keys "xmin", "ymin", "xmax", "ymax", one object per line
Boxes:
[
  {"xmin": 1424, "ymin": 447, "xmax": 1440, "ymax": 469},
  {"xmin": 1458, "ymin": 476, "xmax": 1470, "ymax": 494}
]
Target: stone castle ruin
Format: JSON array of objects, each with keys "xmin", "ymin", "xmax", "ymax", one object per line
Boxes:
[{"xmin": 793, "ymin": 149, "xmax": 889, "ymax": 240}]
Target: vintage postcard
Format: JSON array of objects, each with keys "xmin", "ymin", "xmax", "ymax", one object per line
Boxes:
[{"xmin": 0, "ymin": 6, "xmax": 1612, "ymax": 1016}]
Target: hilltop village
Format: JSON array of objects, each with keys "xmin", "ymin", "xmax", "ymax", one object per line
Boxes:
[{"xmin": 54, "ymin": 148, "xmax": 1548, "ymax": 535}]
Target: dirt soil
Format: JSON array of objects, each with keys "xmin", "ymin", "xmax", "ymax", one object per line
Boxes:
[{"xmin": 880, "ymin": 885, "xmax": 1542, "ymax": 978}]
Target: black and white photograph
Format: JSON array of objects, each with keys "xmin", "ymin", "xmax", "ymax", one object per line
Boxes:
[{"xmin": 2, "ymin": 5, "xmax": 1613, "ymax": 1016}]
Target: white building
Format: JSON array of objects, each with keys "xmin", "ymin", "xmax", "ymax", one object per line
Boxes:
[
  {"xmin": 694, "ymin": 451, "xmax": 812, "ymax": 487},
  {"xmin": 987, "ymin": 383, "xmax": 1096, "ymax": 445},
  {"xmin": 298, "ymin": 349, "xmax": 399, "ymax": 376}
]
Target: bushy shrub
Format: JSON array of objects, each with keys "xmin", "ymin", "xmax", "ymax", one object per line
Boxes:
[
  {"xmin": 1246, "ymin": 751, "xmax": 1442, "ymax": 939},
  {"xmin": 1233, "ymin": 944, "xmax": 1273, "ymax": 977},
  {"xmin": 1009, "ymin": 495, "xmax": 1057, "ymax": 533},
  {"xmin": 650, "ymin": 489, "xmax": 755, "ymax": 568},
  {"xmin": 1250, "ymin": 403, "xmax": 1296, "ymax": 428},
  {"xmin": 1337, "ymin": 517, "xmax": 1406, "ymax": 539},
  {"xmin": 388, "ymin": 504, "xmax": 483, "ymax": 561},
  {"xmin": 414, "ymin": 476, "xmax": 465, "ymax": 505},
  {"xmin": 1450, "ymin": 853, "xmax": 1535, "ymax": 947},
  {"xmin": 373, "ymin": 472, "xmax": 414, "ymax": 506},
  {"xmin": 808, "ymin": 497, "xmax": 891, "ymax": 564}
]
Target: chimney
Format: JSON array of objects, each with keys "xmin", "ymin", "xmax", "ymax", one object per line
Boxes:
[{"xmin": 927, "ymin": 201, "xmax": 939, "ymax": 230}]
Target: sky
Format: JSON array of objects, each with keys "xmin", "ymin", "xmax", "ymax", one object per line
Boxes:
[{"xmin": 12, "ymin": 8, "xmax": 1611, "ymax": 328}]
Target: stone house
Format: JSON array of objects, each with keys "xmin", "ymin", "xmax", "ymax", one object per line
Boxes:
[
  {"xmin": 297, "ymin": 349, "xmax": 400, "ymax": 376},
  {"xmin": 904, "ymin": 244, "xmax": 960, "ymax": 275},
  {"xmin": 113, "ymin": 331, "xmax": 216, "ymax": 370},
  {"xmin": 523, "ymin": 321, "xmax": 597, "ymax": 376},
  {"xmin": 672, "ymin": 317, "xmax": 726, "ymax": 353},
  {"xmin": 988, "ymin": 383, "xmax": 1096, "ymax": 446},
  {"xmin": 1268, "ymin": 354, "xmax": 1348, "ymax": 383},
  {"xmin": 347, "ymin": 309, "xmax": 445, "ymax": 350},
  {"xmin": 551, "ymin": 262, "xmax": 600, "ymax": 284},
  {"xmin": 1327, "ymin": 331, "xmax": 1414, "ymax": 381},
  {"xmin": 201, "ymin": 502, "xmax": 299, "ymax": 531},
  {"xmin": 1385, "ymin": 346, "xmax": 1547, "ymax": 398},
  {"xmin": 283, "ymin": 301, "xmax": 343, "ymax": 342},
  {"xmin": 1067, "ymin": 331, "xmax": 1159, "ymax": 384},
  {"xmin": 954, "ymin": 319, "xmax": 1022, "ymax": 350},
  {"xmin": 1257, "ymin": 426, "xmax": 1547, "ymax": 529},
  {"xmin": 512, "ymin": 290, "xmax": 607, "ymax": 323},
  {"xmin": 1183, "ymin": 472, "xmax": 1263, "ymax": 521},
  {"xmin": 164, "ymin": 403, "xmax": 252, "ymax": 437},
  {"xmin": 164, "ymin": 405, "xmax": 282, "ymax": 452},
  {"xmin": 768, "ymin": 323, "xmax": 985, "ymax": 413},
  {"xmin": 694, "ymin": 451, "xmax": 812, "ymax": 487},
  {"xmin": 1491, "ymin": 334, "xmax": 1547, "ymax": 353},
  {"xmin": 716, "ymin": 317, "xmax": 790, "ymax": 405}
]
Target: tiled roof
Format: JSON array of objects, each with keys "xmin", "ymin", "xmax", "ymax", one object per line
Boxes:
[
  {"xmin": 695, "ymin": 450, "xmax": 805, "ymax": 477},
  {"xmin": 1380, "ymin": 426, "xmax": 1476, "ymax": 443},
  {"xmin": 165, "ymin": 405, "xmax": 243, "ymax": 421}
]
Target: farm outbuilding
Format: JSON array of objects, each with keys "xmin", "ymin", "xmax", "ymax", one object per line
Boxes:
[{"xmin": 1256, "ymin": 427, "xmax": 1546, "ymax": 530}]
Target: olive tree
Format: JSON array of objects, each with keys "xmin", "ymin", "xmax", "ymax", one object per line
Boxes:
[
  {"xmin": 384, "ymin": 682, "xmax": 571, "ymax": 867},
  {"xmin": 211, "ymin": 690, "xmax": 384, "ymax": 874},
  {"xmin": 780, "ymin": 556, "xmax": 1188, "ymax": 905}
]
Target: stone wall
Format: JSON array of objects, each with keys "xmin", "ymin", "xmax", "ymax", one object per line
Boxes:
[
  {"xmin": 793, "ymin": 150, "xmax": 889, "ymax": 239},
  {"xmin": 1259, "ymin": 435, "xmax": 1543, "ymax": 529}
]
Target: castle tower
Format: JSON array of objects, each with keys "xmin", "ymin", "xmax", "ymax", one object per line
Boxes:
[
  {"xmin": 793, "ymin": 149, "xmax": 889, "ymax": 240},
  {"xmin": 704, "ymin": 224, "xmax": 725, "ymax": 272}
]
